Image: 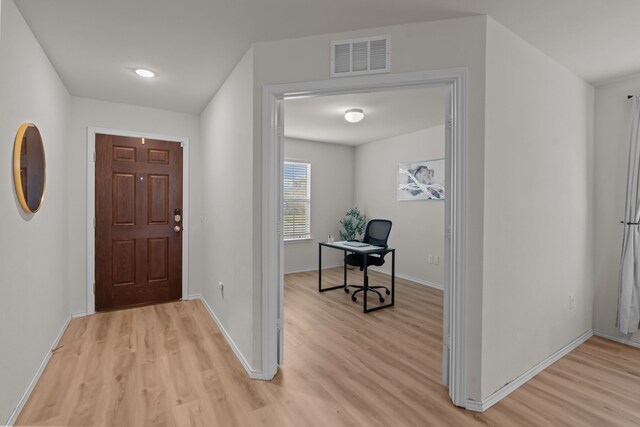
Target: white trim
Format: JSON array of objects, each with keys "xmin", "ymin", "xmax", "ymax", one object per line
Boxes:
[
  {"xmin": 262, "ymin": 93, "xmax": 281, "ymax": 380},
  {"xmin": 283, "ymin": 237, "xmax": 313, "ymax": 244},
  {"xmin": 368, "ymin": 268, "xmax": 444, "ymax": 291},
  {"xmin": 6, "ymin": 316, "xmax": 71, "ymax": 426},
  {"xmin": 397, "ymin": 274, "xmax": 444, "ymax": 291},
  {"xmin": 465, "ymin": 330, "xmax": 593, "ymax": 413},
  {"xmin": 594, "ymin": 330, "xmax": 640, "ymax": 349},
  {"xmin": 284, "ymin": 263, "xmax": 343, "ymax": 275},
  {"xmin": 262, "ymin": 68, "xmax": 468, "ymax": 405},
  {"xmin": 86, "ymin": 127, "xmax": 190, "ymax": 315},
  {"xmin": 187, "ymin": 295, "xmax": 262, "ymax": 379},
  {"xmin": 71, "ymin": 311, "xmax": 88, "ymax": 319},
  {"xmin": 447, "ymin": 69, "xmax": 467, "ymax": 407}
]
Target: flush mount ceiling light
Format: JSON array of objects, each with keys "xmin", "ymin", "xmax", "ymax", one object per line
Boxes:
[
  {"xmin": 344, "ymin": 108, "xmax": 364, "ymax": 123},
  {"xmin": 134, "ymin": 68, "xmax": 156, "ymax": 78}
]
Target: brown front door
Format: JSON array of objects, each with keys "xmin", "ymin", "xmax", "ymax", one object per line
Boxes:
[{"xmin": 95, "ymin": 134, "xmax": 183, "ymax": 311}]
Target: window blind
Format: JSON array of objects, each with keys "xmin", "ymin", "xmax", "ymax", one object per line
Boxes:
[{"xmin": 283, "ymin": 161, "xmax": 311, "ymax": 240}]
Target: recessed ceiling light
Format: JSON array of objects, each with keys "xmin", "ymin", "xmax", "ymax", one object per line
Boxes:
[
  {"xmin": 134, "ymin": 68, "xmax": 156, "ymax": 78},
  {"xmin": 344, "ymin": 108, "xmax": 364, "ymax": 123}
]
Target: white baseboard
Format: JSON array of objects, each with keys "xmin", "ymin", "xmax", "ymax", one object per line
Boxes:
[
  {"xmin": 465, "ymin": 329, "xmax": 593, "ymax": 412},
  {"xmin": 394, "ymin": 272, "xmax": 444, "ymax": 291},
  {"xmin": 369, "ymin": 268, "xmax": 444, "ymax": 291},
  {"xmin": 284, "ymin": 263, "xmax": 343, "ymax": 275},
  {"xmin": 594, "ymin": 330, "xmax": 640, "ymax": 349},
  {"xmin": 6, "ymin": 315, "xmax": 72, "ymax": 426},
  {"xmin": 71, "ymin": 311, "xmax": 87, "ymax": 319},
  {"xmin": 187, "ymin": 294, "xmax": 262, "ymax": 380}
]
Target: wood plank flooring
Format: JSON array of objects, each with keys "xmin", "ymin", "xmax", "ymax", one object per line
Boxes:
[{"xmin": 16, "ymin": 268, "xmax": 640, "ymax": 426}]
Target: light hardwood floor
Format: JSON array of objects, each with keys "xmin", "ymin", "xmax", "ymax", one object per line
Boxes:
[{"xmin": 16, "ymin": 268, "xmax": 640, "ymax": 426}]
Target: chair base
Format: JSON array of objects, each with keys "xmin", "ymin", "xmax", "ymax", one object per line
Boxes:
[{"xmin": 344, "ymin": 284, "xmax": 391, "ymax": 303}]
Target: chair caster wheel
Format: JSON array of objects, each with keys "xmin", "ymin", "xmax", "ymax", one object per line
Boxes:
[
  {"xmin": 344, "ymin": 287, "xmax": 350, "ymax": 293},
  {"xmin": 351, "ymin": 296, "xmax": 357, "ymax": 302},
  {"xmin": 385, "ymin": 289, "xmax": 391, "ymax": 295},
  {"xmin": 379, "ymin": 297, "xmax": 385, "ymax": 303}
]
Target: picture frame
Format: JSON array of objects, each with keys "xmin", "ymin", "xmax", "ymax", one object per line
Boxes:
[{"xmin": 397, "ymin": 158, "xmax": 445, "ymax": 201}]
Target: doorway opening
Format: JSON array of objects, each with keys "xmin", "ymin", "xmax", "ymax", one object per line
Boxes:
[{"xmin": 262, "ymin": 69, "xmax": 468, "ymax": 407}]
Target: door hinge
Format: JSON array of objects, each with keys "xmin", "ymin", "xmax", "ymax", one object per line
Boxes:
[
  {"xmin": 93, "ymin": 151, "xmax": 96, "ymax": 162},
  {"xmin": 180, "ymin": 142, "xmax": 184, "ymax": 148},
  {"xmin": 446, "ymin": 117, "xmax": 453, "ymax": 129},
  {"xmin": 93, "ymin": 218, "xmax": 96, "ymax": 228},
  {"xmin": 93, "ymin": 282, "xmax": 96, "ymax": 295}
]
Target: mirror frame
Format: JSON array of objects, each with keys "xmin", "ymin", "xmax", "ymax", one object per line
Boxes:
[{"xmin": 13, "ymin": 123, "xmax": 47, "ymax": 213}]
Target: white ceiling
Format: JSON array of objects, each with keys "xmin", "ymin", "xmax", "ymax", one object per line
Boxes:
[
  {"xmin": 284, "ymin": 86, "xmax": 448, "ymax": 145},
  {"xmin": 13, "ymin": 0, "xmax": 640, "ymax": 114}
]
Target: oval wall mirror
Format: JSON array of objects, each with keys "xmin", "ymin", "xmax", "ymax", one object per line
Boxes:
[{"xmin": 13, "ymin": 123, "xmax": 46, "ymax": 213}]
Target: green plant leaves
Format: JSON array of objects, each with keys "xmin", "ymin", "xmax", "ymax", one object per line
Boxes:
[{"xmin": 339, "ymin": 207, "xmax": 367, "ymax": 241}]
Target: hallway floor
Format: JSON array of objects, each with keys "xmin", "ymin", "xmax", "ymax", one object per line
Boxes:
[{"xmin": 16, "ymin": 268, "xmax": 640, "ymax": 426}]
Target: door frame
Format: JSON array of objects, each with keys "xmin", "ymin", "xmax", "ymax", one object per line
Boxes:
[
  {"xmin": 86, "ymin": 127, "xmax": 190, "ymax": 315},
  {"xmin": 261, "ymin": 68, "xmax": 468, "ymax": 407}
]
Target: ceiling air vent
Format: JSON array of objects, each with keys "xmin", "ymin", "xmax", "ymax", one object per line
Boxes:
[{"xmin": 331, "ymin": 35, "xmax": 390, "ymax": 77}]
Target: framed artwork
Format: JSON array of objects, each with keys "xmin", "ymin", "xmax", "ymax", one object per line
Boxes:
[{"xmin": 397, "ymin": 158, "xmax": 445, "ymax": 201}]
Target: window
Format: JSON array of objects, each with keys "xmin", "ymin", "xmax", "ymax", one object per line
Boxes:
[{"xmin": 283, "ymin": 161, "xmax": 311, "ymax": 241}]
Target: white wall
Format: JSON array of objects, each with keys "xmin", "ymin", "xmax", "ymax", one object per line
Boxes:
[
  {"xmin": 355, "ymin": 127, "xmax": 445, "ymax": 286},
  {"xmin": 253, "ymin": 15, "xmax": 488, "ymax": 398},
  {"xmin": 481, "ymin": 18, "xmax": 594, "ymax": 400},
  {"xmin": 284, "ymin": 138, "xmax": 355, "ymax": 273},
  {"xmin": 0, "ymin": 0, "xmax": 70, "ymax": 422},
  {"xmin": 199, "ymin": 47, "xmax": 259, "ymax": 369},
  {"xmin": 593, "ymin": 73, "xmax": 640, "ymax": 343},
  {"xmin": 67, "ymin": 97, "xmax": 202, "ymax": 315}
]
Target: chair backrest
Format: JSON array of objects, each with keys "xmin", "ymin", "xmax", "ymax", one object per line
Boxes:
[{"xmin": 363, "ymin": 219, "xmax": 392, "ymax": 247}]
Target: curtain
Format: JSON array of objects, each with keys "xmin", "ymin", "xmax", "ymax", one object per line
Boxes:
[{"xmin": 618, "ymin": 96, "xmax": 640, "ymax": 334}]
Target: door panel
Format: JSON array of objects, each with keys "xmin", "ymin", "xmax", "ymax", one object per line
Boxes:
[
  {"xmin": 96, "ymin": 134, "xmax": 183, "ymax": 311},
  {"xmin": 113, "ymin": 173, "xmax": 136, "ymax": 225},
  {"xmin": 112, "ymin": 240, "xmax": 135, "ymax": 286},
  {"xmin": 148, "ymin": 237, "xmax": 169, "ymax": 282},
  {"xmin": 148, "ymin": 174, "xmax": 169, "ymax": 224},
  {"xmin": 149, "ymin": 149, "xmax": 169, "ymax": 164}
]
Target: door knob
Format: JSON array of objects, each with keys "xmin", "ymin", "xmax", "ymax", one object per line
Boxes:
[{"xmin": 174, "ymin": 225, "xmax": 181, "ymax": 232}]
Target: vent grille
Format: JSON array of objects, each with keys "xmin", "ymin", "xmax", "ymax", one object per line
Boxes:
[
  {"xmin": 331, "ymin": 35, "xmax": 390, "ymax": 77},
  {"xmin": 370, "ymin": 39, "xmax": 387, "ymax": 70},
  {"xmin": 334, "ymin": 43, "xmax": 351, "ymax": 74}
]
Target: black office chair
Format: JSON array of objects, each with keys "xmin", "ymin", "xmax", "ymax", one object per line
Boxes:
[{"xmin": 344, "ymin": 219, "xmax": 392, "ymax": 303}]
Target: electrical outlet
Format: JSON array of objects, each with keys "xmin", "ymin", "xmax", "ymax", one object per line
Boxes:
[
  {"xmin": 434, "ymin": 256, "xmax": 440, "ymax": 265},
  {"xmin": 569, "ymin": 293, "xmax": 575, "ymax": 310},
  {"xmin": 428, "ymin": 255, "xmax": 434, "ymax": 264}
]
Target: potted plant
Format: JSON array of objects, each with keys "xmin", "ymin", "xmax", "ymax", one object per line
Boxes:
[{"xmin": 339, "ymin": 207, "xmax": 367, "ymax": 241}]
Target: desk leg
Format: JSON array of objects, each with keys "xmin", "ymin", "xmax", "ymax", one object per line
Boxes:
[
  {"xmin": 391, "ymin": 249, "xmax": 395, "ymax": 307},
  {"xmin": 318, "ymin": 244, "xmax": 322, "ymax": 292},
  {"xmin": 344, "ymin": 250, "xmax": 347, "ymax": 287},
  {"xmin": 363, "ymin": 253, "xmax": 368, "ymax": 313},
  {"xmin": 363, "ymin": 249, "xmax": 395, "ymax": 313},
  {"xmin": 319, "ymin": 244, "xmax": 347, "ymax": 292}
]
